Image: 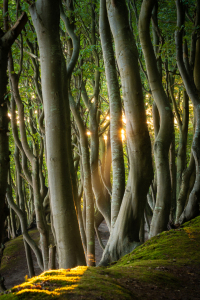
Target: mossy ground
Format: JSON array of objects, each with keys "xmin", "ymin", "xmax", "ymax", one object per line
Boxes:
[
  {"xmin": 1, "ymin": 230, "xmax": 39, "ymax": 273},
  {"xmin": 1, "ymin": 216, "xmax": 200, "ymax": 299}
]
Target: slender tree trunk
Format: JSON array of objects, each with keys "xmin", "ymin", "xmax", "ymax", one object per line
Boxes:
[
  {"xmin": 176, "ymin": 153, "xmax": 195, "ymax": 223},
  {"xmin": 23, "ymin": 240, "xmax": 35, "ymax": 278},
  {"xmin": 0, "ymin": 10, "xmax": 27, "ymax": 291},
  {"xmin": 10, "ymin": 207, "xmax": 17, "ymax": 239},
  {"xmin": 9, "ymin": 54, "xmax": 50, "ymax": 270},
  {"xmin": 169, "ymin": 122, "xmax": 176, "ymax": 220},
  {"xmin": 14, "ymin": 147, "xmax": 35, "ymax": 277},
  {"xmin": 49, "ymin": 245, "xmax": 56, "ymax": 270},
  {"xmin": 175, "ymin": 0, "xmax": 200, "ymax": 223},
  {"xmin": 100, "ymin": 0, "xmax": 125, "ymax": 229},
  {"xmin": 69, "ymin": 93, "xmax": 95, "ymax": 266},
  {"xmin": 139, "ymin": 0, "xmax": 173, "ymax": 237},
  {"xmin": 99, "ymin": 0, "xmax": 153, "ymax": 266},
  {"xmin": 176, "ymin": 91, "xmax": 189, "ymax": 200},
  {"xmin": 6, "ymin": 183, "xmax": 44, "ymax": 271},
  {"xmin": 81, "ymin": 83, "xmax": 111, "ymax": 229},
  {"xmin": 30, "ymin": 0, "xmax": 85, "ymax": 268}
]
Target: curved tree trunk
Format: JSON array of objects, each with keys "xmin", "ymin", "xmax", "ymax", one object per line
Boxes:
[
  {"xmin": 100, "ymin": 0, "xmax": 125, "ymax": 230},
  {"xmin": 60, "ymin": 3, "xmax": 87, "ymax": 261},
  {"xmin": 176, "ymin": 91, "xmax": 189, "ymax": 201},
  {"xmin": 69, "ymin": 93, "xmax": 95, "ymax": 266},
  {"xmin": 81, "ymin": 83, "xmax": 111, "ymax": 229},
  {"xmin": 6, "ymin": 184, "xmax": 44, "ymax": 271},
  {"xmin": 0, "ymin": 10, "xmax": 27, "ymax": 291},
  {"xmin": 9, "ymin": 53, "xmax": 50, "ymax": 270},
  {"xmin": 29, "ymin": 0, "xmax": 85, "ymax": 268},
  {"xmin": 175, "ymin": 0, "xmax": 200, "ymax": 223},
  {"xmin": 139, "ymin": 0, "xmax": 173, "ymax": 237},
  {"xmin": 99, "ymin": 0, "xmax": 153, "ymax": 266},
  {"xmin": 14, "ymin": 147, "xmax": 35, "ymax": 277}
]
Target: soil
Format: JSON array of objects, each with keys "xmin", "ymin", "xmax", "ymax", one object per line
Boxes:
[
  {"xmin": 110, "ymin": 264, "xmax": 200, "ymax": 300},
  {"xmin": 0, "ymin": 221, "xmax": 110, "ymax": 290},
  {"xmin": 1, "ymin": 220, "xmax": 200, "ymax": 299}
]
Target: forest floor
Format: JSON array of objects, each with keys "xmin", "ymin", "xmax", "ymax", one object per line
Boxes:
[
  {"xmin": 0, "ymin": 217, "xmax": 200, "ymax": 299},
  {"xmin": 0, "ymin": 221, "xmax": 109, "ymax": 289}
]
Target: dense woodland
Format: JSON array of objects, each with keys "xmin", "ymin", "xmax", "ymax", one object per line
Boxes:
[{"xmin": 0, "ymin": 0, "xmax": 200, "ymax": 292}]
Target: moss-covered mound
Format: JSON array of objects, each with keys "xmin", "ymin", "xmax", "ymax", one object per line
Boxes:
[
  {"xmin": 1, "ymin": 216, "xmax": 200, "ymax": 300},
  {"xmin": 1, "ymin": 229, "xmax": 39, "ymax": 275}
]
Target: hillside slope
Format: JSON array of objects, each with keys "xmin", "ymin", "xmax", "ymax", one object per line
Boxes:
[{"xmin": 0, "ymin": 216, "xmax": 200, "ymax": 299}]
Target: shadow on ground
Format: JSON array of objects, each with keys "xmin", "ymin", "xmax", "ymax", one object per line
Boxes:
[{"xmin": 0, "ymin": 217, "xmax": 200, "ymax": 299}]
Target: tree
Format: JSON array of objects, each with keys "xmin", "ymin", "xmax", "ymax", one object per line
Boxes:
[
  {"xmin": 139, "ymin": 0, "xmax": 173, "ymax": 236},
  {"xmin": 29, "ymin": 0, "xmax": 85, "ymax": 268},
  {"xmin": 99, "ymin": 0, "xmax": 153, "ymax": 266},
  {"xmin": 0, "ymin": 4, "xmax": 27, "ymax": 290}
]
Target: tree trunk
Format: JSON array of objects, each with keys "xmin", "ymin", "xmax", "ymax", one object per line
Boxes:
[
  {"xmin": 99, "ymin": 0, "xmax": 153, "ymax": 266},
  {"xmin": 176, "ymin": 91, "xmax": 189, "ymax": 201},
  {"xmin": 29, "ymin": 0, "xmax": 85, "ymax": 268},
  {"xmin": 100, "ymin": 0, "xmax": 125, "ymax": 229},
  {"xmin": 0, "ymin": 10, "xmax": 28, "ymax": 290},
  {"xmin": 139, "ymin": 0, "xmax": 173, "ymax": 237},
  {"xmin": 175, "ymin": 0, "xmax": 200, "ymax": 223},
  {"xmin": 49, "ymin": 245, "xmax": 56, "ymax": 270},
  {"xmin": 10, "ymin": 207, "xmax": 17, "ymax": 239},
  {"xmin": 169, "ymin": 122, "xmax": 176, "ymax": 220},
  {"xmin": 69, "ymin": 93, "xmax": 95, "ymax": 266}
]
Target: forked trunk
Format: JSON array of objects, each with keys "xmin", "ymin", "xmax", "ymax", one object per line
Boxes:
[{"xmin": 99, "ymin": 0, "xmax": 153, "ymax": 265}]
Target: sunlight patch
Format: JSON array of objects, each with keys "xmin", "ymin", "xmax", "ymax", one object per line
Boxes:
[{"xmin": 11, "ymin": 266, "xmax": 88, "ymax": 297}]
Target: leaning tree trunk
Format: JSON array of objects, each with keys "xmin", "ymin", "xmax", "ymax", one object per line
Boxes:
[
  {"xmin": 99, "ymin": 0, "xmax": 153, "ymax": 266},
  {"xmin": 139, "ymin": 0, "xmax": 173, "ymax": 237},
  {"xmin": 69, "ymin": 93, "xmax": 95, "ymax": 266},
  {"xmin": 175, "ymin": 0, "xmax": 200, "ymax": 223},
  {"xmin": 100, "ymin": 0, "xmax": 125, "ymax": 230},
  {"xmin": 14, "ymin": 148, "xmax": 35, "ymax": 278},
  {"xmin": 9, "ymin": 51, "xmax": 50, "ymax": 270},
  {"xmin": 81, "ymin": 83, "xmax": 111, "ymax": 229},
  {"xmin": 29, "ymin": 0, "xmax": 85, "ymax": 268},
  {"xmin": 171, "ymin": 88, "xmax": 189, "ymax": 223}
]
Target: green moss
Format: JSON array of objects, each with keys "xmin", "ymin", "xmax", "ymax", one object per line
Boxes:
[
  {"xmin": 1, "ymin": 236, "xmax": 24, "ymax": 272},
  {"xmin": 1, "ymin": 216, "xmax": 200, "ymax": 300},
  {"xmin": 115, "ymin": 216, "xmax": 200, "ymax": 268},
  {"xmin": 1, "ymin": 229, "xmax": 42, "ymax": 273}
]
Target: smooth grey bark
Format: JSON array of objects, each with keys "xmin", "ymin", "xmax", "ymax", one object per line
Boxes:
[
  {"xmin": 30, "ymin": 0, "xmax": 85, "ymax": 268},
  {"xmin": 99, "ymin": 0, "xmax": 153, "ymax": 266},
  {"xmin": 169, "ymin": 73, "xmax": 189, "ymax": 209},
  {"xmin": 69, "ymin": 93, "xmax": 95, "ymax": 266},
  {"xmin": 10, "ymin": 207, "xmax": 17, "ymax": 239},
  {"xmin": 14, "ymin": 147, "xmax": 35, "ymax": 278},
  {"xmin": 48, "ymin": 245, "xmax": 56, "ymax": 270},
  {"xmin": 175, "ymin": 0, "xmax": 200, "ymax": 223},
  {"xmin": 81, "ymin": 83, "xmax": 111, "ymax": 229},
  {"xmin": 6, "ymin": 184, "xmax": 44, "ymax": 271},
  {"xmin": 169, "ymin": 124, "xmax": 176, "ymax": 220},
  {"xmin": 9, "ymin": 53, "xmax": 50, "ymax": 270},
  {"xmin": 81, "ymin": 3, "xmax": 112, "ymax": 230},
  {"xmin": 23, "ymin": 239, "xmax": 35, "ymax": 278},
  {"xmin": 60, "ymin": 4, "xmax": 88, "ymax": 262},
  {"xmin": 100, "ymin": 0, "xmax": 125, "ymax": 229},
  {"xmin": 139, "ymin": 0, "xmax": 173, "ymax": 237},
  {"xmin": 170, "ymin": 87, "xmax": 189, "ymax": 223}
]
